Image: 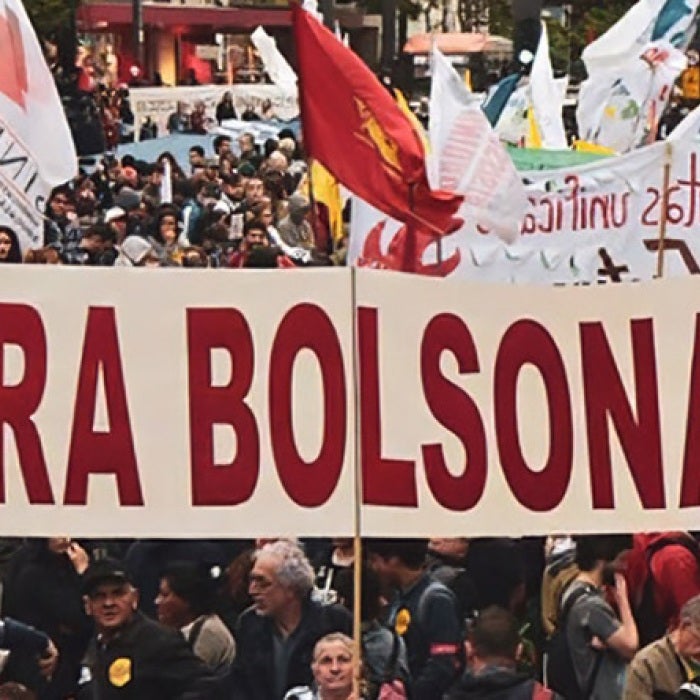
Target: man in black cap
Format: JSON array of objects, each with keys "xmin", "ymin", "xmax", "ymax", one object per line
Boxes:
[{"xmin": 78, "ymin": 559, "xmax": 216, "ymax": 699}]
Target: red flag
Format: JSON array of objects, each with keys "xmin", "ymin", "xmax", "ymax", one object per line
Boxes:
[{"xmin": 292, "ymin": 4, "xmax": 462, "ymax": 248}]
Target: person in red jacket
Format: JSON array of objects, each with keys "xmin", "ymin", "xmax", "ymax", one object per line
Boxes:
[{"xmin": 626, "ymin": 532, "xmax": 700, "ymax": 647}]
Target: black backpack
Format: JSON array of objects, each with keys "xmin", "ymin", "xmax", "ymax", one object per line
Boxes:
[
  {"xmin": 546, "ymin": 583, "xmax": 602, "ymax": 700},
  {"xmin": 635, "ymin": 536, "xmax": 700, "ymax": 648}
]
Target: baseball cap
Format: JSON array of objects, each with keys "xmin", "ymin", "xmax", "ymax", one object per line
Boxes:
[
  {"xmin": 104, "ymin": 206, "xmax": 126, "ymax": 223},
  {"xmin": 82, "ymin": 559, "xmax": 133, "ymax": 596}
]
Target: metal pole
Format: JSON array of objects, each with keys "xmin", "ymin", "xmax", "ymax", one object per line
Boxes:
[{"xmin": 132, "ymin": 0, "xmax": 145, "ymax": 71}]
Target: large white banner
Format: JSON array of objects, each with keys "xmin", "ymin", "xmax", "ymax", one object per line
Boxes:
[
  {"xmin": 355, "ymin": 268, "xmax": 700, "ymax": 536},
  {"xmin": 129, "ymin": 84, "xmax": 299, "ymax": 142},
  {"xmin": 3, "ymin": 267, "xmax": 700, "ymax": 536},
  {"xmin": 0, "ymin": 267, "xmax": 354, "ymax": 537},
  {"xmin": 0, "ymin": 0, "xmax": 76, "ymax": 250},
  {"xmin": 350, "ymin": 114, "xmax": 700, "ymax": 284}
]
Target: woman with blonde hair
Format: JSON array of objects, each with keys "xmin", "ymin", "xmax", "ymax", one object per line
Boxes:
[{"xmin": 284, "ymin": 633, "xmax": 362, "ymax": 700}]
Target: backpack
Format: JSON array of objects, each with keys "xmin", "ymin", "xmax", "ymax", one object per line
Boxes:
[
  {"xmin": 635, "ymin": 536, "xmax": 700, "ymax": 648},
  {"xmin": 377, "ymin": 630, "xmax": 408, "ymax": 700},
  {"xmin": 546, "ymin": 583, "xmax": 602, "ymax": 700},
  {"xmin": 363, "ymin": 627, "xmax": 408, "ymax": 700}
]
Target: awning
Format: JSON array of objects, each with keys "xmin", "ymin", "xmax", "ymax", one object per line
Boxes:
[
  {"xmin": 78, "ymin": 3, "xmax": 292, "ymax": 30},
  {"xmin": 403, "ymin": 32, "xmax": 489, "ymax": 55}
]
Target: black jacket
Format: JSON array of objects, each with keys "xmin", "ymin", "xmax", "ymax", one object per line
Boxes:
[
  {"xmin": 445, "ymin": 668, "xmax": 561, "ymax": 700},
  {"xmin": 81, "ymin": 611, "xmax": 216, "ymax": 699},
  {"xmin": 229, "ymin": 598, "xmax": 352, "ymax": 700}
]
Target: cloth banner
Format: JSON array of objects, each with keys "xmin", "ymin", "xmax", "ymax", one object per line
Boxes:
[
  {"xmin": 428, "ymin": 46, "xmax": 527, "ymax": 242},
  {"xmin": 129, "ymin": 84, "xmax": 300, "ymax": 142},
  {"xmin": 2, "ymin": 266, "xmax": 700, "ymax": 536},
  {"xmin": 0, "ymin": 0, "xmax": 76, "ymax": 250},
  {"xmin": 577, "ymin": 0, "xmax": 699, "ymax": 152},
  {"xmin": 350, "ymin": 106, "xmax": 700, "ymax": 284}
]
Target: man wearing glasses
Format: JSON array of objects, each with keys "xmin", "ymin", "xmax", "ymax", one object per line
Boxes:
[
  {"xmin": 229, "ymin": 540, "xmax": 351, "ymax": 700},
  {"xmin": 624, "ymin": 594, "xmax": 700, "ymax": 699}
]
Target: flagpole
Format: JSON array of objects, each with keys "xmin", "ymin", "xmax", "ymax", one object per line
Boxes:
[
  {"xmin": 404, "ymin": 183, "xmax": 418, "ymax": 273},
  {"xmin": 656, "ymin": 141, "xmax": 673, "ymax": 278},
  {"xmin": 306, "ymin": 158, "xmax": 322, "ymax": 252},
  {"xmin": 350, "ymin": 266, "xmax": 363, "ymax": 700}
]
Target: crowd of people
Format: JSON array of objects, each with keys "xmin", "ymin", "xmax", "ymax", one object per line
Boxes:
[
  {"xmin": 0, "ymin": 128, "xmax": 346, "ymax": 272},
  {"xmin": 0, "ymin": 534, "xmax": 697, "ymax": 699}
]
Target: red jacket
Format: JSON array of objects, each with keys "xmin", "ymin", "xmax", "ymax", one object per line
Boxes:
[{"xmin": 626, "ymin": 532, "xmax": 700, "ymax": 632}]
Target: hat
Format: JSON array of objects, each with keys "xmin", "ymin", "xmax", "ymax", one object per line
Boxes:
[
  {"xmin": 288, "ymin": 192, "xmax": 311, "ymax": 213},
  {"xmin": 238, "ymin": 161, "xmax": 257, "ymax": 178},
  {"xmin": 104, "ymin": 206, "xmax": 126, "ymax": 223},
  {"xmin": 114, "ymin": 187, "xmax": 141, "ymax": 212},
  {"xmin": 82, "ymin": 559, "xmax": 133, "ymax": 596}
]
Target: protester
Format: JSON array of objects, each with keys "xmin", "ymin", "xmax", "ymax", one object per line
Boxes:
[
  {"xmin": 2, "ymin": 538, "xmax": 91, "ymax": 699},
  {"xmin": 365, "ymin": 538, "xmax": 463, "ymax": 700},
  {"xmin": 0, "ymin": 227, "xmax": 23, "ymax": 264},
  {"xmin": 155, "ymin": 561, "xmax": 236, "ymax": 673},
  {"xmin": 78, "ymin": 558, "xmax": 217, "ymax": 698},
  {"xmin": 228, "ymin": 539, "xmax": 352, "ymax": 699},
  {"xmin": 334, "ymin": 567, "xmax": 410, "ymax": 700},
  {"xmin": 551, "ymin": 534, "xmax": 638, "ymax": 700},
  {"xmin": 624, "ymin": 593, "xmax": 700, "ymax": 699},
  {"xmin": 167, "ymin": 101, "xmax": 190, "ymax": 133},
  {"xmin": 445, "ymin": 606, "xmax": 562, "ymax": 700},
  {"xmin": 283, "ymin": 633, "xmax": 360, "ymax": 700},
  {"xmin": 626, "ymin": 532, "xmax": 700, "ymax": 648},
  {"xmin": 215, "ymin": 92, "xmax": 237, "ymax": 124}
]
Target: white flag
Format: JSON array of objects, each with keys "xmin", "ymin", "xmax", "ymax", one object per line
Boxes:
[
  {"xmin": 0, "ymin": 0, "xmax": 76, "ymax": 250},
  {"xmin": 577, "ymin": 0, "xmax": 699, "ymax": 152},
  {"xmin": 250, "ymin": 26, "xmax": 297, "ymax": 93},
  {"xmin": 530, "ymin": 22, "xmax": 568, "ymax": 149},
  {"xmin": 578, "ymin": 40, "xmax": 687, "ymax": 152},
  {"xmin": 302, "ymin": 0, "xmax": 323, "ymax": 22},
  {"xmin": 428, "ymin": 46, "xmax": 528, "ymax": 243},
  {"xmin": 160, "ymin": 157, "xmax": 172, "ymax": 205}
]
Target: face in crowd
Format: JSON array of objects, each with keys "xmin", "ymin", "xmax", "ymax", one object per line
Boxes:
[
  {"xmin": 159, "ymin": 214, "xmax": 179, "ymax": 245},
  {"xmin": 0, "ymin": 229, "xmax": 14, "ymax": 261},
  {"xmin": 85, "ymin": 580, "xmax": 138, "ymax": 637},
  {"xmin": 244, "ymin": 178, "xmax": 264, "ymax": 206},
  {"xmin": 248, "ymin": 552, "xmax": 296, "ymax": 619},
  {"xmin": 311, "ymin": 635, "xmax": 355, "ymax": 699}
]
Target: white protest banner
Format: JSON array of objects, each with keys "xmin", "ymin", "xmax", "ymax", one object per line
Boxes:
[
  {"xmin": 3, "ymin": 267, "xmax": 700, "ymax": 536},
  {"xmin": 350, "ymin": 110, "xmax": 700, "ymax": 284},
  {"xmin": 0, "ymin": 0, "xmax": 76, "ymax": 250},
  {"xmin": 355, "ymin": 268, "xmax": 700, "ymax": 536},
  {"xmin": 129, "ymin": 84, "xmax": 299, "ymax": 142},
  {"xmin": 0, "ymin": 267, "xmax": 355, "ymax": 537}
]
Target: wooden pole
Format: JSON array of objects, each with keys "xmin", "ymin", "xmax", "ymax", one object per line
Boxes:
[
  {"xmin": 403, "ymin": 183, "xmax": 418, "ymax": 273},
  {"xmin": 351, "ymin": 266, "xmax": 363, "ymax": 698},
  {"xmin": 656, "ymin": 141, "xmax": 673, "ymax": 278}
]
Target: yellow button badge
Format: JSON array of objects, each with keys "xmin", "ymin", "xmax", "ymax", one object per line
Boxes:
[
  {"xmin": 108, "ymin": 657, "xmax": 132, "ymax": 687},
  {"xmin": 395, "ymin": 608, "xmax": 411, "ymax": 636}
]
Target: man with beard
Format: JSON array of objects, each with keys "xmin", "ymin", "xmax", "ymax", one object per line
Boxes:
[{"xmin": 228, "ymin": 540, "xmax": 351, "ymax": 700}]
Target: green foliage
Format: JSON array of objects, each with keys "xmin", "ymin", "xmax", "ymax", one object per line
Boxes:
[{"xmin": 22, "ymin": 0, "xmax": 72, "ymax": 38}]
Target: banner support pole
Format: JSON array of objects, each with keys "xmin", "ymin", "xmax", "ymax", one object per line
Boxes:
[
  {"xmin": 656, "ymin": 141, "xmax": 673, "ymax": 278},
  {"xmin": 350, "ymin": 266, "xmax": 363, "ymax": 699}
]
